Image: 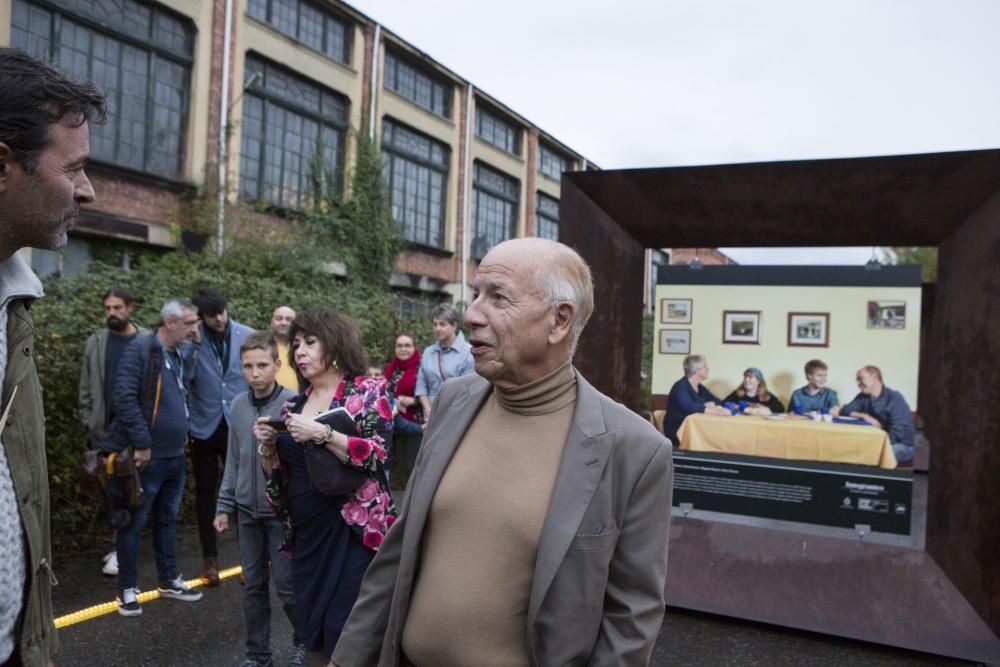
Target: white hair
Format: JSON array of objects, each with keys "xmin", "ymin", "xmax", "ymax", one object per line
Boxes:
[
  {"xmin": 533, "ymin": 241, "xmax": 594, "ymax": 356},
  {"xmin": 160, "ymin": 298, "xmax": 195, "ymax": 322},
  {"xmin": 683, "ymin": 355, "xmax": 706, "ymax": 376}
]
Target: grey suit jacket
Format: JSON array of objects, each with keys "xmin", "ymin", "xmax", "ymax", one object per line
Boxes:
[{"xmin": 332, "ymin": 370, "xmax": 673, "ymax": 667}]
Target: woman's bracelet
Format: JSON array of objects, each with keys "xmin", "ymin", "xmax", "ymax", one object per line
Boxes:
[
  {"xmin": 319, "ymin": 425, "xmax": 335, "ymax": 444},
  {"xmin": 257, "ymin": 443, "xmax": 275, "ymax": 457}
]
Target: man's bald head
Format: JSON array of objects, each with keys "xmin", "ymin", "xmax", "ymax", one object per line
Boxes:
[{"xmin": 271, "ymin": 305, "xmax": 296, "ymax": 339}]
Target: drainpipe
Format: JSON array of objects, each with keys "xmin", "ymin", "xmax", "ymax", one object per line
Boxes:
[
  {"xmin": 368, "ymin": 23, "xmax": 380, "ymax": 139},
  {"xmin": 460, "ymin": 83, "xmax": 474, "ymax": 306},
  {"xmin": 216, "ymin": 0, "xmax": 234, "ymax": 257}
]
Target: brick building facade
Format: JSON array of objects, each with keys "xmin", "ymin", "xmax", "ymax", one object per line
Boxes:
[{"xmin": 2, "ymin": 0, "xmax": 726, "ymax": 309}]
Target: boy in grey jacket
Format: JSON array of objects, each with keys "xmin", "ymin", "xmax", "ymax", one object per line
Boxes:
[{"xmin": 213, "ymin": 332, "xmax": 303, "ymax": 667}]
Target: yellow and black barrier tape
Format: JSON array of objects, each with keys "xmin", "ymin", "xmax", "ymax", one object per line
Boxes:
[{"xmin": 54, "ymin": 565, "xmax": 243, "ymax": 629}]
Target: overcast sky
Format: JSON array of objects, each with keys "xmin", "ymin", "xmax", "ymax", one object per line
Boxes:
[{"xmin": 348, "ymin": 0, "xmax": 1000, "ymax": 264}]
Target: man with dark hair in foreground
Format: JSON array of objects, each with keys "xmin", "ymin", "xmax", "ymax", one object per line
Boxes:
[{"xmin": 0, "ymin": 47, "xmax": 106, "ymax": 667}]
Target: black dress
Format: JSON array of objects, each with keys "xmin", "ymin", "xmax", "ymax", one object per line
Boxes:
[{"xmin": 269, "ymin": 376, "xmax": 396, "ymax": 656}]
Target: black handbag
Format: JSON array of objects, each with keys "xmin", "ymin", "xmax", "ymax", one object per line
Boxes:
[{"xmin": 304, "ymin": 408, "xmax": 368, "ymax": 497}]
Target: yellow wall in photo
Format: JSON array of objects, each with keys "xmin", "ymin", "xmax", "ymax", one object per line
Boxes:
[{"xmin": 652, "ymin": 284, "xmax": 922, "ymax": 407}]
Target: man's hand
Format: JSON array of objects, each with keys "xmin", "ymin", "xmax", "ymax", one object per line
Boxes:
[
  {"xmin": 133, "ymin": 447, "xmax": 151, "ymax": 470},
  {"xmin": 213, "ymin": 513, "xmax": 229, "ymax": 533},
  {"xmin": 705, "ymin": 405, "xmax": 732, "ymax": 416}
]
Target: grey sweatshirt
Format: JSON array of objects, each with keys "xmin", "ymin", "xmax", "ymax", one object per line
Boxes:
[{"xmin": 215, "ymin": 385, "xmax": 295, "ymax": 519}]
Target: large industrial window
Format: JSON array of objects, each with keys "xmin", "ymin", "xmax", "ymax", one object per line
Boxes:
[
  {"xmin": 380, "ymin": 118, "xmax": 449, "ymax": 249},
  {"xmin": 239, "ymin": 54, "xmax": 348, "ymax": 209},
  {"xmin": 536, "ymin": 192, "xmax": 559, "ymax": 241},
  {"xmin": 383, "ymin": 49, "xmax": 451, "ymax": 119},
  {"xmin": 476, "ymin": 105, "xmax": 521, "ymax": 156},
  {"xmin": 11, "ymin": 0, "xmax": 193, "ymax": 178},
  {"xmin": 247, "ymin": 0, "xmax": 351, "ymax": 64},
  {"xmin": 472, "ymin": 162, "xmax": 519, "ymax": 259},
  {"xmin": 538, "ymin": 143, "xmax": 570, "ymax": 181}
]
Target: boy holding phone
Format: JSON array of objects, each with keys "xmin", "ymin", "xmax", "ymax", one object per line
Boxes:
[{"xmin": 214, "ymin": 332, "xmax": 304, "ymax": 667}]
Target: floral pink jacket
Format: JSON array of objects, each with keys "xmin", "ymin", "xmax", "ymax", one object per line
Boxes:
[{"xmin": 265, "ymin": 375, "xmax": 398, "ymax": 552}]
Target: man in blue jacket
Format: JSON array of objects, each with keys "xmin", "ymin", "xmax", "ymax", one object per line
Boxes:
[
  {"xmin": 100, "ymin": 298, "xmax": 203, "ymax": 616},
  {"xmin": 839, "ymin": 365, "xmax": 915, "ymax": 465},
  {"xmin": 188, "ymin": 288, "xmax": 254, "ymax": 585},
  {"xmin": 662, "ymin": 354, "xmax": 732, "ymax": 445}
]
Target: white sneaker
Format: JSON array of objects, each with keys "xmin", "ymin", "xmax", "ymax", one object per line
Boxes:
[{"xmin": 102, "ymin": 551, "xmax": 118, "ymax": 576}]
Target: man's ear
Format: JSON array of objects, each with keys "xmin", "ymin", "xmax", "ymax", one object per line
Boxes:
[
  {"xmin": 0, "ymin": 142, "xmax": 14, "ymax": 189},
  {"xmin": 548, "ymin": 301, "xmax": 576, "ymax": 345}
]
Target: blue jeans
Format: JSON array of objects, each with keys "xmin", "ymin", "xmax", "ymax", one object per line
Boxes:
[
  {"xmin": 117, "ymin": 455, "xmax": 186, "ymax": 590},
  {"xmin": 238, "ymin": 510, "xmax": 299, "ymax": 659}
]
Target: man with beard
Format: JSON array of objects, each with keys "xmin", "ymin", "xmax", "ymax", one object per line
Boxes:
[
  {"xmin": 0, "ymin": 48, "xmax": 106, "ymax": 666},
  {"xmin": 79, "ymin": 287, "xmax": 149, "ymax": 576},
  {"xmin": 270, "ymin": 305, "xmax": 298, "ymax": 391},
  {"xmin": 188, "ymin": 287, "xmax": 254, "ymax": 585}
]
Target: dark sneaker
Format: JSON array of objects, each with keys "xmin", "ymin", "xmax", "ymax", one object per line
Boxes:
[
  {"xmin": 157, "ymin": 576, "xmax": 203, "ymax": 602},
  {"xmin": 117, "ymin": 587, "xmax": 142, "ymax": 617},
  {"xmin": 287, "ymin": 644, "xmax": 307, "ymax": 666}
]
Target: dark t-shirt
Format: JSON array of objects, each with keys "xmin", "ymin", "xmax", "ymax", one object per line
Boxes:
[{"xmin": 104, "ymin": 330, "xmax": 138, "ymax": 423}]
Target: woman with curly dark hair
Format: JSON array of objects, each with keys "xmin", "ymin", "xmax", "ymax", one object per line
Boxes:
[{"xmin": 254, "ymin": 308, "xmax": 396, "ymax": 666}]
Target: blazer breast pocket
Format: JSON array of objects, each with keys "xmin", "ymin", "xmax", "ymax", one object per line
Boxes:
[{"xmin": 567, "ymin": 528, "xmax": 620, "ymax": 552}]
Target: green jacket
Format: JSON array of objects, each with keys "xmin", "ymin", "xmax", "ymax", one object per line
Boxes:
[{"xmin": 3, "ymin": 297, "xmax": 58, "ymax": 665}]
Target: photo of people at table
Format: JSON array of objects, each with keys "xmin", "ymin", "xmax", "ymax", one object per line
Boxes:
[{"xmin": 663, "ymin": 355, "xmax": 914, "ymax": 468}]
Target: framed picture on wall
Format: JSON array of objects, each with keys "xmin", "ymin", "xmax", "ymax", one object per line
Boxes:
[
  {"xmin": 722, "ymin": 311, "xmax": 761, "ymax": 344},
  {"xmin": 659, "ymin": 329, "xmax": 691, "ymax": 355},
  {"xmin": 788, "ymin": 312, "xmax": 830, "ymax": 347},
  {"xmin": 660, "ymin": 298, "xmax": 693, "ymax": 324},
  {"xmin": 867, "ymin": 300, "xmax": 906, "ymax": 329}
]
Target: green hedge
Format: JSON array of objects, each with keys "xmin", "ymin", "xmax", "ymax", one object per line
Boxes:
[{"xmin": 33, "ymin": 251, "xmax": 433, "ymax": 549}]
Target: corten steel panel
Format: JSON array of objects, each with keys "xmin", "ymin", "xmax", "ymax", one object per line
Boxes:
[
  {"xmin": 565, "ymin": 149, "xmax": 1000, "ymax": 249},
  {"xmin": 924, "ymin": 190, "xmax": 1000, "ymax": 633},
  {"xmin": 667, "ymin": 517, "xmax": 1000, "ymax": 664},
  {"xmin": 560, "ymin": 177, "xmax": 645, "ymax": 411},
  {"xmin": 564, "ymin": 148, "xmax": 1000, "ymax": 659}
]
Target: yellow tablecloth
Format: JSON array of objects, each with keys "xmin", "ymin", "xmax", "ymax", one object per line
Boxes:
[{"xmin": 677, "ymin": 413, "xmax": 898, "ymax": 469}]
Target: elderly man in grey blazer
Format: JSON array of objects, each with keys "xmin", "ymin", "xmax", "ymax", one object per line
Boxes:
[{"xmin": 331, "ymin": 238, "xmax": 673, "ymax": 667}]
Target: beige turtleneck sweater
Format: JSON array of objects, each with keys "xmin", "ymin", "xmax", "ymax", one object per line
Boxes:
[{"xmin": 401, "ymin": 361, "xmax": 578, "ymax": 667}]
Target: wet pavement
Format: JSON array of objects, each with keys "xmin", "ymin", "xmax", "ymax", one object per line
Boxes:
[{"xmin": 50, "ymin": 525, "xmax": 976, "ymax": 666}]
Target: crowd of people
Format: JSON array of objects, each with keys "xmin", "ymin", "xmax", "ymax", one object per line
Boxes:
[
  {"xmin": 2, "ymin": 44, "xmax": 675, "ymax": 667},
  {"xmin": 74, "ymin": 283, "xmax": 485, "ymax": 664},
  {"xmin": 663, "ymin": 355, "xmax": 916, "ymax": 465}
]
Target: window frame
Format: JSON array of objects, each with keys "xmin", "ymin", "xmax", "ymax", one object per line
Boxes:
[
  {"xmin": 246, "ymin": 0, "xmax": 353, "ymax": 65},
  {"xmin": 475, "ymin": 104, "xmax": 522, "ymax": 157},
  {"xmin": 380, "ymin": 117, "xmax": 450, "ymax": 250},
  {"xmin": 238, "ymin": 53, "xmax": 350, "ymax": 209},
  {"xmin": 383, "ymin": 47, "xmax": 452, "ymax": 119},
  {"xmin": 538, "ymin": 142, "xmax": 571, "ymax": 181},
  {"xmin": 535, "ymin": 191, "xmax": 560, "ymax": 241},
  {"xmin": 471, "ymin": 161, "xmax": 520, "ymax": 259},
  {"xmin": 11, "ymin": 0, "xmax": 194, "ymax": 179}
]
